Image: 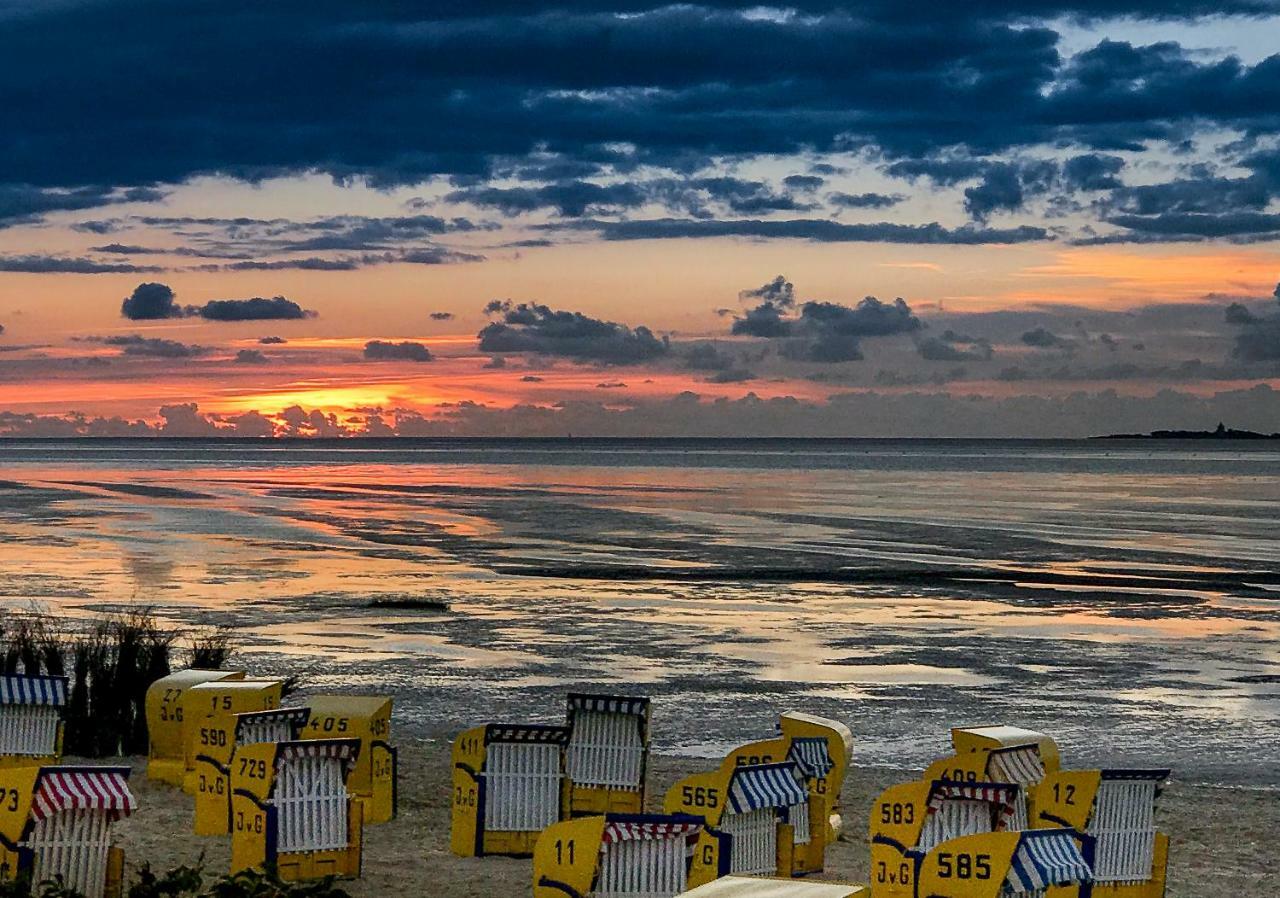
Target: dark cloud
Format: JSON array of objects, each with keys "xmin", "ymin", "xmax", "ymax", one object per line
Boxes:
[
  {"xmin": 520, "ymin": 375, "xmax": 544, "ymax": 382},
  {"xmin": 234, "ymin": 349, "xmax": 269, "ymax": 364},
  {"xmin": 564, "ymin": 218, "xmax": 1049, "ymax": 244},
  {"xmin": 782, "ymin": 175, "xmax": 824, "ymax": 191},
  {"xmin": 596, "ymin": 381, "xmax": 627, "ymax": 389},
  {"xmin": 259, "ymin": 336, "xmax": 287, "ymax": 344},
  {"xmin": 430, "ymin": 312, "xmax": 455, "ymax": 321},
  {"xmin": 731, "ymin": 276, "xmax": 920, "ymax": 363},
  {"xmin": 827, "ymin": 192, "xmax": 904, "ymax": 210},
  {"xmin": 1061, "ymin": 153, "xmax": 1125, "ymax": 191},
  {"xmin": 0, "ymin": 184, "xmax": 164, "ymax": 228},
  {"xmin": 0, "ymin": 255, "xmax": 161, "ymax": 274},
  {"xmin": 91, "ymin": 243, "xmax": 170, "ymax": 255},
  {"xmin": 89, "ymin": 335, "xmax": 210, "ymax": 358},
  {"xmin": 478, "ymin": 301, "xmax": 669, "ymax": 363},
  {"xmin": 917, "ymin": 330, "xmax": 995, "ymax": 361},
  {"xmin": 732, "ymin": 276, "xmax": 797, "ymax": 338},
  {"xmin": 1022, "ymin": 326, "xmax": 1075, "ymax": 350},
  {"xmin": 363, "ymin": 340, "xmax": 434, "ymax": 362},
  {"xmin": 7, "ymin": 3, "xmax": 1279, "ymax": 204},
  {"xmin": 963, "ymin": 160, "xmax": 1058, "ymax": 221},
  {"xmin": 446, "ymin": 181, "xmax": 646, "ymax": 217},
  {"xmin": 483, "ymin": 356, "xmax": 507, "ymax": 369},
  {"xmin": 121, "ymin": 282, "xmax": 183, "ymax": 320},
  {"xmin": 1225, "ymin": 294, "xmax": 1280, "ymax": 361},
  {"xmin": 197, "ymin": 297, "xmax": 316, "ymax": 321}
]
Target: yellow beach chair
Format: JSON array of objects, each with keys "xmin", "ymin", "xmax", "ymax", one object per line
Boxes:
[
  {"xmin": 180, "ymin": 678, "xmax": 284, "ymax": 794},
  {"xmin": 565, "ymin": 693, "xmax": 650, "ymax": 816},
  {"xmin": 913, "ymin": 829, "xmax": 1092, "ymax": 898},
  {"xmin": 533, "ymin": 812, "xmax": 727, "ymax": 898},
  {"xmin": 192, "ymin": 707, "xmax": 311, "ymax": 836},
  {"xmin": 145, "ymin": 668, "xmax": 245, "ymax": 785},
  {"xmin": 300, "ymin": 695, "xmax": 396, "ymax": 824},
  {"xmin": 0, "ymin": 675, "xmax": 68, "ymax": 768},
  {"xmin": 229, "ymin": 738, "xmax": 363, "ymax": 881},
  {"xmin": 869, "ymin": 779, "xmax": 1023, "ymax": 898},
  {"xmin": 666, "ymin": 761, "xmax": 816, "ymax": 879},
  {"xmin": 451, "ymin": 723, "xmax": 572, "ymax": 857},
  {"xmin": 0, "ymin": 765, "xmax": 136, "ymax": 898},
  {"xmin": 1032, "ymin": 768, "xmax": 1170, "ymax": 898}
]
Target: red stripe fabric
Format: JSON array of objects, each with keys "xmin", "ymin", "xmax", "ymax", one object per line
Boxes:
[{"xmin": 30, "ymin": 771, "xmax": 136, "ymax": 823}]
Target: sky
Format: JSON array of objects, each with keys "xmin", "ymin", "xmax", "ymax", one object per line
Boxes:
[{"xmin": 2, "ymin": 0, "xmax": 1280, "ymax": 437}]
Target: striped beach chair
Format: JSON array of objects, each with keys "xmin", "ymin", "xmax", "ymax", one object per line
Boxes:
[
  {"xmin": 914, "ymin": 829, "xmax": 1092, "ymax": 898},
  {"xmin": 722, "ymin": 762, "xmax": 810, "ymax": 875},
  {"xmin": 0, "ymin": 765, "xmax": 136, "ymax": 898},
  {"xmin": 229, "ymin": 738, "xmax": 363, "ymax": 881},
  {"xmin": 566, "ymin": 694, "xmax": 650, "ymax": 816},
  {"xmin": 927, "ymin": 727, "xmax": 1055, "ymax": 833},
  {"xmin": 451, "ymin": 723, "xmax": 571, "ymax": 857},
  {"xmin": 1034, "ymin": 768, "xmax": 1170, "ymax": 896},
  {"xmin": 192, "ymin": 707, "xmax": 312, "ymax": 836},
  {"xmin": 534, "ymin": 813, "xmax": 727, "ymax": 898},
  {"xmin": 0, "ymin": 675, "xmax": 68, "ymax": 767},
  {"xmin": 301, "ymin": 695, "xmax": 397, "ymax": 825},
  {"xmin": 715, "ymin": 712, "xmax": 852, "ymax": 874},
  {"xmin": 869, "ymin": 778, "xmax": 1021, "ymax": 898},
  {"xmin": 665, "ymin": 760, "xmax": 813, "ymax": 880}
]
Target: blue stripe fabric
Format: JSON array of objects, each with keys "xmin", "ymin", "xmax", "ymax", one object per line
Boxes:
[
  {"xmin": 1005, "ymin": 830, "xmax": 1093, "ymax": 894},
  {"xmin": 0, "ymin": 674, "xmax": 69, "ymax": 707},
  {"xmin": 787, "ymin": 737, "xmax": 834, "ymax": 778},
  {"xmin": 727, "ymin": 761, "xmax": 808, "ymax": 813}
]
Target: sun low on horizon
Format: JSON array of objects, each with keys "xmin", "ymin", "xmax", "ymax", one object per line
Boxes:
[{"xmin": 2, "ymin": 1, "xmax": 1280, "ymax": 438}]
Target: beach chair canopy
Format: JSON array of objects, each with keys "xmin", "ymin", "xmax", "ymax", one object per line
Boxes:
[
  {"xmin": 602, "ymin": 817, "xmax": 703, "ymax": 844},
  {"xmin": 786, "ymin": 738, "xmax": 834, "ymax": 781},
  {"xmin": 0, "ymin": 675, "xmax": 68, "ymax": 707},
  {"xmin": 273, "ymin": 738, "xmax": 361, "ymax": 779},
  {"xmin": 568, "ymin": 694, "xmax": 650, "ymax": 720},
  {"xmin": 236, "ymin": 707, "xmax": 311, "ymax": 745},
  {"xmin": 1004, "ymin": 830, "xmax": 1093, "ymax": 895},
  {"xmin": 30, "ymin": 767, "xmax": 136, "ymax": 822},
  {"xmin": 488, "ymin": 724, "xmax": 573, "ymax": 746},
  {"xmin": 727, "ymin": 762, "xmax": 808, "ymax": 814},
  {"xmin": 986, "ymin": 745, "xmax": 1044, "ymax": 785}
]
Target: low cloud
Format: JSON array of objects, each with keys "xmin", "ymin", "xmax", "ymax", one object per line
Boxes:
[
  {"xmin": 0, "ymin": 255, "xmax": 161, "ymax": 274},
  {"xmin": 562, "ymin": 218, "xmax": 1049, "ymax": 244},
  {"xmin": 363, "ymin": 340, "xmax": 433, "ymax": 362},
  {"xmin": 478, "ymin": 301, "xmax": 669, "ymax": 364},
  {"xmin": 122, "ymin": 282, "xmax": 183, "ymax": 319},
  {"xmin": 88, "ymin": 334, "xmax": 210, "ymax": 358},
  {"xmin": 730, "ymin": 275, "xmax": 921, "ymax": 363},
  {"xmin": 120, "ymin": 283, "xmax": 317, "ymax": 321},
  {"xmin": 1225, "ymin": 284, "xmax": 1280, "ymax": 361},
  {"xmin": 233, "ymin": 349, "xmax": 269, "ymax": 364},
  {"xmin": 1021, "ymin": 326, "xmax": 1074, "ymax": 350},
  {"xmin": 917, "ymin": 330, "xmax": 994, "ymax": 362},
  {"xmin": 430, "ymin": 312, "xmax": 455, "ymax": 321},
  {"xmin": 827, "ymin": 192, "xmax": 904, "ymax": 210},
  {"xmin": 197, "ymin": 296, "xmax": 315, "ymax": 321}
]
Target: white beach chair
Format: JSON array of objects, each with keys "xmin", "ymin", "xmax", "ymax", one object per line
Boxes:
[
  {"xmin": 721, "ymin": 762, "xmax": 810, "ymax": 876},
  {"xmin": 0, "ymin": 675, "xmax": 68, "ymax": 763},
  {"xmin": 566, "ymin": 693, "xmax": 650, "ymax": 815},
  {"xmin": 1, "ymin": 765, "xmax": 136, "ymax": 898}
]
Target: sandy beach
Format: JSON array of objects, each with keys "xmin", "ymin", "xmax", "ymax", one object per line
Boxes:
[{"xmin": 108, "ymin": 737, "xmax": 1277, "ymax": 898}]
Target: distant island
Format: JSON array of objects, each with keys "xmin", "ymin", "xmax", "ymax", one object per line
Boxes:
[{"xmin": 1095, "ymin": 422, "xmax": 1280, "ymax": 440}]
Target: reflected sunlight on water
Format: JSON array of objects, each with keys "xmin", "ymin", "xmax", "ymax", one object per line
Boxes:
[{"xmin": 1, "ymin": 438, "xmax": 1277, "ymax": 782}]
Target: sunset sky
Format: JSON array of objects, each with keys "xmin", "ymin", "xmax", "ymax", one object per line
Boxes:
[{"xmin": 3, "ymin": 0, "xmax": 1280, "ymax": 437}]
